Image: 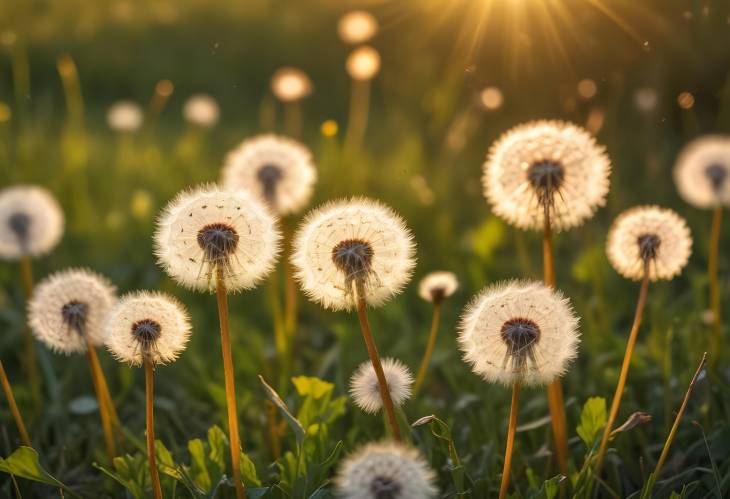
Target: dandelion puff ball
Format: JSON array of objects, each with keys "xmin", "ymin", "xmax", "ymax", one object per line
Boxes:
[
  {"xmin": 458, "ymin": 280, "xmax": 580, "ymax": 387},
  {"xmin": 291, "ymin": 198, "xmax": 416, "ymax": 311},
  {"xmin": 606, "ymin": 206, "xmax": 692, "ymax": 282},
  {"xmin": 221, "ymin": 134, "xmax": 317, "ymax": 216},
  {"xmin": 28, "ymin": 268, "xmax": 116, "ymax": 354},
  {"xmin": 350, "ymin": 358, "xmax": 413, "ymax": 414},
  {"xmin": 105, "ymin": 291, "xmax": 191, "ymax": 366},
  {"xmin": 483, "ymin": 120, "xmax": 611, "ymax": 231},
  {"xmin": 154, "ymin": 185, "xmax": 282, "ymax": 292},
  {"xmin": 271, "ymin": 67, "xmax": 312, "ymax": 103},
  {"xmin": 335, "ymin": 441, "xmax": 438, "ymax": 499},
  {"xmin": 674, "ymin": 135, "xmax": 730, "ymax": 208},
  {"xmin": 346, "ymin": 46, "xmax": 381, "ymax": 81},
  {"xmin": 338, "ymin": 10, "xmax": 378, "ymax": 45},
  {"xmin": 183, "ymin": 94, "xmax": 220, "ymax": 128},
  {"xmin": 418, "ymin": 271, "xmax": 458, "ymax": 304},
  {"xmin": 107, "ymin": 100, "xmax": 143, "ymax": 132},
  {"xmin": 0, "ymin": 185, "xmax": 64, "ymax": 260}
]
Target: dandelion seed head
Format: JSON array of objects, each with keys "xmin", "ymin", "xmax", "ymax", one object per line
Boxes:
[
  {"xmin": 606, "ymin": 205, "xmax": 692, "ymax": 281},
  {"xmin": 183, "ymin": 94, "xmax": 220, "ymax": 128},
  {"xmin": 105, "ymin": 291, "xmax": 191, "ymax": 366},
  {"xmin": 221, "ymin": 134, "xmax": 317, "ymax": 216},
  {"xmin": 28, "ymin": 268, "xmax": 116, "ymax": 354},
  {"xmin": 458, "ymin": 280, "xmax": 580, "ymax": 386},
  {"xmin": 674, "ymin": 135, "xmax": 730, "ymax": 208},
  {"xmin": 271, "ymin": 67, "xmax": 312, "ymax": 102},
  {"xmin": 483, "ymin": 120, "xmax": 611, "ymax": 231},
  {"xmin": 0, "ymin": 185, "xmax": 64, "ymax": 260},
  {"xmin": 291, "ymin": 198, "xmax": 416, "ymax": 311},
  {"xmin": 107, "ymin": 100, "xmax": 143, "ymax": 132},
  {"xmin": 418, "ymin": 271, "xmax": 458, "ymax": 304},
  {"xmin": 349, "ymin": 358, "xmax": 413, "ymax": 414},
  {"xmin": 335, "ymin": 441, "xmax": 437, "ymax": 499},
  {"xmin": 346, "ymin": 46, "xmax": 381, "ymax": 81},
  {"xmin": 338, "ymin": 10, "xmax": 378, "ymax": 44},
  {"xmin": 154, "ymin": 185, "xmax": 281, "ymax": 292}
]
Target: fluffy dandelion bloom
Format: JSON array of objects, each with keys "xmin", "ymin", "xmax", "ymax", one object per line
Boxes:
[
  {"xmin": 28, "ymin": 268, "xmax": 116, "ymax": 354},
  {"xmin": 346, "ymin": 46, "xmax": 381, "ymax": 81},
  {"xmin": 291, "ymin": 198, "xmax": 416, "ymax": 311},
  {"xmin": 674, "ymin": 135, "xmax": 730, "ymax": 208},
  {"xmin": 338, "ymin": 10, "xmax": 378, "ymax": 44},
  {"xmin": 221, "ymin": 134, "xmax": 317, "ymax": 216},
  {"xmin": 606, "ymin": 206, "xmax": 692, "ymax": 281},
  {"xmin": 183, "ymin": 94, "xmax": 220, "ymax": 128},
  {"xmin": 271, "ymin": 67, "xmax": 312, "ymax": 103},
  {"xmin": 335, "ymin": 441, "xmax": 437, "ymax": 499},
  {"xmin": 0, "ymin": 185, "xmax": 64, "ymax": 260},
  {"xmin": 418, "ymin": 271, "xmax": 458, "ymax": 304},
  {"xmin": 106, "ymin": 101, "xmax": 143, "ymax": 132},
  {"xmin": 350, "ymin": 358, "xmax": 413, "ymax": 414},
  {"xmin": 458, "ymin": 280, "xmax": 580, "ymax": 387},
  {"xmin": 105, "ymin": 291, "xmax": 191, "ymax": 366},
  {"xmin": 483, "ymin": 120, "xmax": 611, "ymax": 231},
  {"xmin": 154, "ymin": 185, "xmax": 281, "ymax": 292}
]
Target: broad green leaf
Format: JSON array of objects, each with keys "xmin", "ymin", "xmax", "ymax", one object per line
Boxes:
[
  {"xmin": 292, "ymin": 376, "xmax": 333, "ymax": 399},
  {"xmin": 188, "ymin": 438, "xmax": 211, "ymax": 491},
  {"xmin": 239, "ymin": 451, "xmax": 261, "ymax": 487},
  {"xmin": 577, "ymin": 397, "xmax": 607, "ymax": 448},
  {"xmin": 537, "ymin": 475, "xmax": 564, "ymax": 499},
  {"xmin": 0, "ymin": 447, "xmax": 80, "ymax": 498},
  {"xmin": 94, "ymin": 454, "xmax": 148, "ymax": 499},
  {"xmin": 207, "ymin": 425, "xmax": 227, "ymax": 475}
]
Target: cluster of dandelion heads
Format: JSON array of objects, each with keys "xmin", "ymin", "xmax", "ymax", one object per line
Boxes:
[
  {"xmin": 350, "ymin": 358, "xmax": 413, "ymax": 414},
  {"xmin": 674, "ymin": 135, "xmax": 730, "ymax": 208},
  {"xmin": 607, "ymin": 206, "xmax": 692, "ymax": 281},
  {"xmin": 458, "ymin": 280, "xmax": 580, "ymax": 387},
  {"xmin": 106, "ymin": 100, "xmax": 143, "ymax": 132},
  {"xmin": 221, "ymin": 134, "xmax": 317, "ymax": 216},
  {"xmin": 183, "ymin": 94, "xmax": 220, "ymax": 128},
  {"xmin": 335, "ymin": 441, "xmax": 437, "ymax": 499},
  {"xmin": 418, "ymin": 271, "xmax": 458, "ymax": 304},
  {"xmin": 0, "ymin": 185, "xmax": 64, "ymax": 260},
  {"xmin": 291, "ymin": 198, "xmax": 416, "ymax": 311},
  {"xmin": 154, "ymin": 185, "xmax": 282, "ymax": 292},
  {"xmin": 105, "ymin": 291, "xmax": 191, "ymax": 366},
  {"xmin": 271, "ymin": 67, "xmax": 312, "ymax": 103},
  {"xmin": 28, "ymin": 268, "xmax": 116, "ymax": 354},
  {"xmin": 346, "ymin": 46, "xmax": 381, "ymax": 81},
  {"xmin": 338, "ymin": 10, "xmax": 378, "ymax": 45},
  {"xmin": 483, "ymin": 120, "xmax": 611, "ymax": 231}
]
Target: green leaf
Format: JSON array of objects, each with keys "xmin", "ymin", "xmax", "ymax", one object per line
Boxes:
[
  {"xmin": 0, "ymin": 446, "xmax": 80, "ymax": 498},
  {"xmin": 188, "ymin": 438, "xmax": 212, "ymax": 491},
  {"xmin": 292, "ymin": 376, "xmax": 334, "ymax": 399},
  {"xmin": 94, "ymin": 454, "xmax": 148, "ymax": 499},
  {"xmin": 207, "ymin": 425, "xmax": 227, "ymax": 475},
  {"xmin": 537, "ymin": 475, "xmax": 564, "ymax": 499},
  {"xmin": 577, "ymin": 397, "xmax": 607, "ymax": 448},
  {"xmin": 470, "ymin": 217, "xmax": 505, "ymax": 260},
  {"xmin": 239, "ymin": 451, "xmax": 261, "ymax": 487},
  {"xmin": 259, "ymin": 375, "xmax": 305, "ymax": 444}
]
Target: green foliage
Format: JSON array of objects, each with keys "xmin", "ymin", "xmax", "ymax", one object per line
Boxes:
[
  {"xmin": 0, "ymin": 446, "xmax": 80, "ymax": 498},
  {"xmin": 576, "ymin": 397, "xmax": 607, "ymax": 449}
]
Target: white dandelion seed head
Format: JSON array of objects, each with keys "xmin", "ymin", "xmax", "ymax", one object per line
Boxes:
[
  {"xmin": 338, "ymin": 10, "xmax": 378, "ymax": 45},
  {"xmin": 183, "ymin": 94, "xmax": 220, "ymax": 128},
  {"xmin": 291, "ymin": 198, "xmax": 416, "ymax": 311},
  {"xmin": 107, "ymin": 101, "xmax": 143, "ymax": 132},
  {"xmin": 28, "ymin": 268, "xmax": 117, "ymax": 355},
  {"xmin": 154, "ymin": 185, "xmax": 282, "ymax": 293},
  {"xmin": 349, "ymin": 358, "xmax": 413, "ymax": 414},
  {"xmin": 335, "ymin": 441, "xmax": 438, "ymax": 499},
  {"xmin": 606, "ymin": 205, "xmax": 692, "ymax": 282},
  {"xmin": 221, "ymin": 134, "xmax": 317, "ymax": 216},
  {"xmin": 0, "ymin": 185, "xmax": 64, "ymax": 260},
  {"xmin": 271, "ymin": 67, "xmax": 312, "ymax": 103},
  {"xmin": 673, "ymin": 135, "xmax": 730, "ymax": 208},
  {"xmin": 346, "ymin": 46, "xmax": 381, "ymax": 81},
  {"xmin": 418, "ymin": 271, "xmax": 459, "ymax": 304},
  {"xmin": 458, "ymin": 280, "xmax": 580, "ymax": 387},
  {"xmin": 105, "ymin": 291, "xmax": 191, "ymax": 366},
  {"xmin": 483, "ymin": 120, "xmax": 611, "ymax": 232}
]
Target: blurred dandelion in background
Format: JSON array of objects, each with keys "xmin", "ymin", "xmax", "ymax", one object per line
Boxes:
[
  {"xmin": 345, "ymin": 46, "xmax": 381, "ymax": 151},
  {"xmin": 183, "ymin": 94, "xmax": 220, "ymax": 128},
  {"xmin": 106, "ymin": 101, "xmax": 143, "ymax": 132},
  {"xmin": 479, "ymin": 86, "xmax": 504, "ymax": 111},
  {"xmin": 338, "ymin": 10, "xmax": 378, "ymax": 45},
  {"xmin": 346, "ymin": 46, "xmax": 381, "ymax": 82},
  {"xmin": 350, "ymin": 357, "xmax": 413, "ymax": 414},
  {"xmin": 634, "ymin": 87, "xmax": 658, "ymax": 113},
  {"xmin": 271, "ymin": 67, "xmax": 312, "ymax": 138},
  {"xmin": 0, "ymin": 185, "xmax": 64, "ymax": 261}
]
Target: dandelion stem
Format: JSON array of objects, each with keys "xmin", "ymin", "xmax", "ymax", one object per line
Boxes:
[
  {"xmin": 708, "ymin": 207, "xmax": 722, "ymax": 372},
  {"xmin": 345, "ymin": 79, "xmax": 371, "ymax": 153},
  {"xmin": 0, "ymin": 360, "xmax": 31, "ymax": 447},
  {"xmin": 413, "ymin": 302, "xmax": 442, "ymax": 396},
  {"xmin": 144, "ymin": 359, "xmax": 163, "ymax": 499},
  {"xmin": 284, "ymin": 101, "xmax": 302, "ymax": 139},
  {"xmin": 640, "ymin": 353, "xmax": 707, "ymax": 499},
  {"xmin": 283, "ymin": 221, "xmax": 299, "ymax": 344},
  {"xmin": 499, "ymin": 382, "xmax": 521, "ymax": 499},
  {"xmin": 354, "ymin": 282, "xmax": 402, "ymax": 441},
  {"xmin": 85, "ymin": 339, "xmax": 116, "ymax": 462},
  {"xmin": 594, "ymin": 263, "xmax": 651, "ymax": 479},
  {"xmin": 215, "ymin": 268, "xmax": 246, "ymax": 499},
  {"xmin": 19, "ymin": 256, "xmax": 40, "ymax": 409}
]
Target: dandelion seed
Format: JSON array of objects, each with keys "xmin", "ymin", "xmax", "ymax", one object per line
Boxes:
[
  {"xmin": 183, "ymin": 94, "xmax": 220, "ymax": 128},
  {"xmin": 335, "ymin": 441, "xmax": 438, "ymax": 499},
  {"xmin": 338, "ymin": 10, "xmax": 378, "ymax": 44},
  {"xmin": 674, "ymin": 135, "xmax": 730, "ymax": 208},
  {"xmin": 606, "ymin": 206, "xmax": 692, "ymax": 281},
  {"xmin": 346, "ymin": 46, "xmax": 381, "ymax": 81},
  {"xmin": 106, "ymin": 100, "xmax": 143, "ymax": 132},
  {"xmin": 350, "ymin": 358, "xmax": 413, "ymax": 414},
  {"xmin": 0, "ymin": 185, "xmax": 64, "ymax": 260},
  {"xmin": 154, "ymin": 185, "xmax": 281, "ymax": 292},
  {"xmin": 483, "ymin": 120, "xmax": 611, "ymax": 231},
  {"xmin": 418, "ymin": 271, "xmax": 458, "ymax": 304},
  {"xmin": 221, "ymin": 134, "xmax": 317, "ymax": 216},
  {"xmin": 271, "ymin": 67, "xmax": 312, "ymax": 103}
]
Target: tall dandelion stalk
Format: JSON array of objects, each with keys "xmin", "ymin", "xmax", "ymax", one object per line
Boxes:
[
  {"xmin": 0, "ymin": 360, "xmax": 31, "ymax": 446},
  {"xmin": 595, "ymin": 206, "xmax": 692, "ymax": 480},
  {"xmin": 155, "ymin": 186, "xmax": 282, "ymax": 499},
  {"xmin": 291, "ymin": 198, "xmax": 416, "ymax": 441},
  {"xmin": 271, "ymin": 68, "xmax": 312, "ymax": 139},
  {"xmin": 344, "ymin": 46, "xmax": 380, "ymax": 152}
]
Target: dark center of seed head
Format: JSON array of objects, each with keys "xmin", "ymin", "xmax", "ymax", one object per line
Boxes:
[
  {"xmin": 638, "ymin": 233, "xmax": 661, "ymax": 262},
  {"xmin": 196, "ymin": 223, "xmax": 239, "ymax": 265},
  {"xmin": 528, "ymin": 160, "xmax": 565, "ymax": 207},
  {"xmin": 332, "ymin": 239, "xmax": 374, "ymax": 283},
  {"xmin": 500, "ymin": 318, "xmax": 540, "ymax": 371},
  {"xmin": 704, "ymin": 163, "xmax": 727, "ymax": 192},
  {"xmin": 257, "ymin": 164, "xmax": 283, "ymax": 202},
  {"xmin": 8, "ymin": 212, "xmax": 31, "ymax": 244},
  {"xmin": 131, "ymin": 319, "xmax": 162, "ymax": 351},
  {"xmin": 61, "ymin": 300, "xmax": 88, "ymax": 334},
  {"xmin": 430, "ymin": 287, "xmax": 446, "ymax": 304},
  {"xmin": 370, "ymin": 476, "xmax": 401, "ymax": 499}
]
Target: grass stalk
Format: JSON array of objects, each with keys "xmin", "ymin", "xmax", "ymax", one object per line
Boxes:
[
  {"xmin": 413, "ymin": 302, "xmax": 442, "ymax": 396},
  {"xmin": 499, "ymin": 382, "xmax": 521, "ymax": 499},
  {"xmin": 708, "ymin": 207, "xmax": 722, "ymax": 372},
  {"xmin": 0, "ymin": 360, "xmax": 31, "ymax": 447},
  {"xmin": 144, "ymin": 359, "xmax": 163, "ymax": 499},
  {"xmin": 284, "ymin": 101, "xmax": 302, "ymax": 139},
  {"xmin": 19, "ymin": 256, "xmax": 40, "ymax": 408},
  {"xmin": 85, "ymin": 338, "xmax": 117, "ymax": 462},
  {"xmin": 344, "ymin": 79, "xmax": 371, "ymax": 153}
]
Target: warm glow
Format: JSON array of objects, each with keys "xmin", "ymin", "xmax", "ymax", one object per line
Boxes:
[
  {"xmin": 346, "ymin": 46, "xmax": 381, "ymax": 81},
  {"xmin": 271, "ymin": 67, "xmax": 312, "ymax": 102},
  {"xmin": 677, "ymin": 91, "xmax": 694, "ymax": 109},
  {"xmin": 338, "ymin": 11, "xmax": 378, "ymax": 44},
  {"xmin": 577, "ymin": 79, "xmax": 597, "ymax": 100},
  {"xmin": 480, "ymin": 87, "xmax": 504, "ymax": 111}
]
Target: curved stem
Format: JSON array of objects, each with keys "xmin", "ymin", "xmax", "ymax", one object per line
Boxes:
[
  {"xmin": 499, "ymin": 382, "xmax": 521, "ymax": 499},
  {"xmin": 215, "ymin": 269, "xmax": 246, "ymax": 499},
  {"xmin": 145, "ymin": 360, "xmax": 162, "ymax": 499},
  {"xmin": 86, "ymin": 341, "xmax": 116, "ymax": 462},
  {"xmin": 0, "ymin": 360, "xmax": 31, "ymax": 446},
  {"xmin": 354, "ymin": 283, "xmax": 402, "ymax": 441},
  {"xmin": 708, "ymin": 207, "xmax": 722, "ymax": 372},
  {"xmin": 414, "ymin": 302, "xmax": 442, "ymax": 396}
]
